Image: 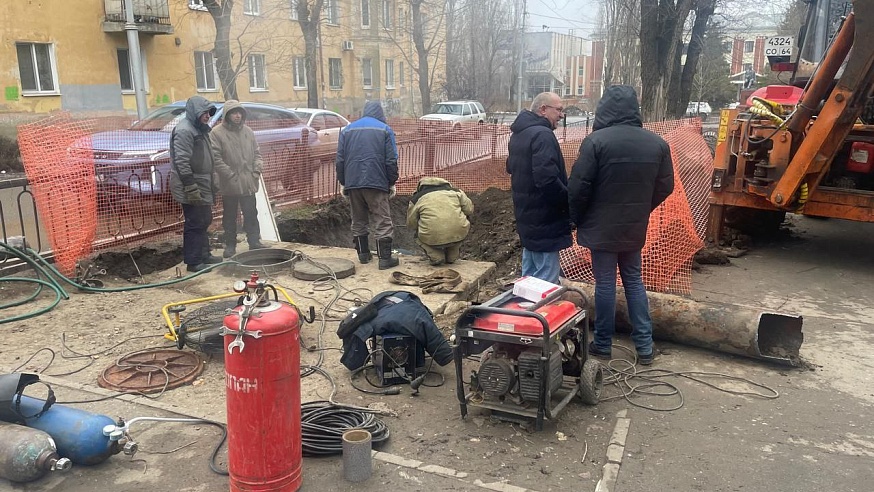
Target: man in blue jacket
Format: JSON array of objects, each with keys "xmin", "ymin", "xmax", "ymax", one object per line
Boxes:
[
  {"xmin": 506, "ymin": 92, "xmax": 572, "ymax": 284},
  {"xmin": 336, "ymin": 101, "xmax": 400, "ymax": 269},
  {"xmin": 568, "ymin": 85, "xmax": 674, "ymax": 365}
]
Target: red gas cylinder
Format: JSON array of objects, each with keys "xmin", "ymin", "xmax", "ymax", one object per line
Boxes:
[
  {"xmin": 848, "ymin": 142, "xmax": 874, "ymax": 174},
  {"xmin": 223, "ymin": 273, "xmax": 302, "ymax": 492}
]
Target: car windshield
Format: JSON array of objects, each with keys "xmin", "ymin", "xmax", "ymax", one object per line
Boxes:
[
  {"xmin": 433, "ymin": 104, "xmax": 463, "ymax": 115},
  {"xmin": 130, "ymin": 106, "xmax": 188, "ymax": 132}
]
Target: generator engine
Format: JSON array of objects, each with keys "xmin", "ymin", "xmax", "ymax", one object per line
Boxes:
[{"xmin": 473, "ymin": 340, "xmax": 577, "ymax": 403}]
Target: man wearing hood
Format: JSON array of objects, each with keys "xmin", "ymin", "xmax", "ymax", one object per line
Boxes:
[
  {"xmin": 210, "ymin": 100, "xmax": 265, "ymax": 258},
  {"xmin": 568, "ymin": 85, "xmax": 674, "ymax": 365},
  {"xmin": 506, "ymin": 91, "xmax": 572, "ymax": 284},
  {"xmin": 406, "ymin": 177, "xmax": 474, "ymax": 265},
  {"xmin": 335, "ymin": 100, "xmax": 400, "ymax": 269},
  {"xmin": 169, "ymin": 95, "xmax": 220, "ymax": 273}
]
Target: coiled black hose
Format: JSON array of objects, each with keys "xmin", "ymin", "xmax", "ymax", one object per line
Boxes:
[{"xmin": 300, "ymin": 400, "xmax": 390, "ymax": 456}]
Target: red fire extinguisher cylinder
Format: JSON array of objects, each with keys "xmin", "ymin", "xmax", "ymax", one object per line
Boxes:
[{"xmin": 223, "ymin": 275, "xmax": 302, "ymax": 492}]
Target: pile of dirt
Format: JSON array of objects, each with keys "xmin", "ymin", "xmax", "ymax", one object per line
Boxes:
[
  {"xmin": 93, "ymin": 243, "xmax": 183, "ymax": 281},
  {"xmin": 275, "ymin": 188, "xmax": 523, "ymax": 281}
]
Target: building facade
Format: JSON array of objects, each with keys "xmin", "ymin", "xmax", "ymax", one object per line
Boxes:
[
  {"xmin": 0, "ymin": 0, "xmax": 444, "ymax": 119},
  {"xmin": 523, "ymin": 32, "xmax": 592, "ymax": 106}
]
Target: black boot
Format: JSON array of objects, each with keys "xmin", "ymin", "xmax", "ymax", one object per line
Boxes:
[
  {"xmin": 377, "ymin": 237, "xmax": 399, "ymax": 270},
  {"xmin": 353, "ymin": 235, "xmax": 372, "ymax": 264}
]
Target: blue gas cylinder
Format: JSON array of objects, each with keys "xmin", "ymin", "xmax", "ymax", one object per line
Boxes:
[{"xmin": 17, "ymin": 396, "xmax": 119, "ymax": 465}]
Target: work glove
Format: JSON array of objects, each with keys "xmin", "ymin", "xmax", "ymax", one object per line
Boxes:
[
  {"xmin": 389, "ymin": 185, "xmax": 397, "ymax": 198},
  {"xmin": 183, "ymin": 184, "xmax": 203, "ymax": 204},
  {"xmin": 340, "ymin": 185, "xmax": 349, "ymax": 198}
]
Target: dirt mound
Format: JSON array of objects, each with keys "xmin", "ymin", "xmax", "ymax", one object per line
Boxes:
[{"xmin": 275, "ymin": 188, "xmax": 522, "ymax": 281}]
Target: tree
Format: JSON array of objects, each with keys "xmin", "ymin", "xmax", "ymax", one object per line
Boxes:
[
  {"xmin": 203, "ymin": 0, "xmax": 238, "ymax": 100},
  {"xmin": 666, "ymin": 0, "xmax": 716, "ymax": 118},
  {"xmin": 600, "ymin": 0, "xmax": 642, "ymax": 88},
  {"xmin": 296, "ymin": 0, "xmax": 325, "ymax": 108},
  {"xmin": 639, "ymin": 0, "xmax": 694, "ymax": 121}
]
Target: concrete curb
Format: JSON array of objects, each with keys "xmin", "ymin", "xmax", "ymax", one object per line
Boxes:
[{"xmin": 595, "ymin": 409, "xmax": 630, "ymax": 492}]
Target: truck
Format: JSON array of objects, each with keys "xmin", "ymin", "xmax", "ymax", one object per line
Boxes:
[{"xmin": 706, "ymin": 0, "xmax": 873, "ymax": 242}]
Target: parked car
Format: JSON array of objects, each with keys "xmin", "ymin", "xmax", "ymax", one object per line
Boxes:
[
  {"xmin": 288, "ymin": 108, "xmax": 349, "ymax": 148},
  {"xmin": 73, "ymin": 102, "xmax": 318, "ymax": 196},
  {"xmin": 419, "ymin": 100, "xmax": 487, "ymax": 128},
  {"xmin": 686, "ymin": 101, "xmax": 712, "ymax": 120}
]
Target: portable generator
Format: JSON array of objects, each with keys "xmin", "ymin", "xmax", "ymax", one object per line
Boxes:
[
  {"xmin": 452, "ymin": 286, "xmax": 602, "ymax": 431},
  {"xmin": 372, "ymin": 334, "xmax": 419, "ymax": 386}
]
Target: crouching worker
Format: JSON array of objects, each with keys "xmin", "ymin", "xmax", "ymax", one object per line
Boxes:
[{"xmin": 406, "ymin": 177, "xmax": 474, "ymax": 266}]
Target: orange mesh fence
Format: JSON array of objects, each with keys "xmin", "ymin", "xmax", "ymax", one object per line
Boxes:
[
  {"xmin": 15, "ymin": 112, "xmax": 711, "ymax": 294},
  {"xmin": 17, "ymin": 114, "xmax": 99, "ymax": 276}
]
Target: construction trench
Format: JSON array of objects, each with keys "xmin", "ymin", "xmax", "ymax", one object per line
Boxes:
[{"xmin": 0, "ymin": 186, "xmax": 813, "ymax": 491}]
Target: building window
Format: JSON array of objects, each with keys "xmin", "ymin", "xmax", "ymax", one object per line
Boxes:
[
  {"xmin": 398, "ymin": 8, "xmax": 406, "ymax": 31},
  {"xmin": 361, "ymin": 0, "xmax": 370, "ymax": 27},
  {"xmin": 362, "ymin": 58, "xmax": 373, "ymax": 88},
  {"xmin": 399, "ymin": 61, "xmax": 404, "ymax": 86},
  {"xmin": 329, "ymin": 58, "xmax": 342, "ymax": 89},
  {"xmin": 293, "ymin": 57, "xmax": 307, "ymax": 88},
  {"xmin": 15, "ymin": 42, "xmax": 57, "ymax": 94},
  {"xmin": 248, "ymin": 53, "xmax": 267, "ymax": 91},
  {"xmin": 194, "ymin": 51, "xmax": 217, "ymax": 91},
  {"xmin": 382, "ymin": 0, "xmax": 392, "ymax": 29},
  {"xmin": 189, "ymin": 0, "xmax": 207, "ymax": 10},
  {"xmin": 385, "ymin": 59, "xmax": 395, "ymax": 89},
  {"xmin": 743, "ymin": 62, "xmax": 753, "ymax": 72},
  {"xmin": 244, "ymin": 0, "xmax": 261, "ymax": 15},
  {"xmin": 326, "ymin": 0, "xmax": 339, "ymax": 24},
  {"xmin": 744, "ymin": 40, "xmax": 754, "ymax": 53},
  {"xmin": 290, "ymin": 0, "xmax": 298, "ymax": 20},
  {"xmin": 578, "ymin": 66, "xmax": 584, "ymax": 76},
  {"xmin": 116, "ymin": 48, "xmax": 149, "ymax": 93},
  {"xmin": 577, "ymin": 85, "xmax": 583, "ymax": 96},
  {"xmin": 564, "ymin": 86, "xmax": 571, "ymax": 96}
]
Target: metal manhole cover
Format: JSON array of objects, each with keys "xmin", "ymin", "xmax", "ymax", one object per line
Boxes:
[
  {"xmin": 292, "ymin": 257, "xmax": 355, "ymax": 281},
  {"xmin": 97, "ymin": 349, "xmax": 205, "ymax": 394}
]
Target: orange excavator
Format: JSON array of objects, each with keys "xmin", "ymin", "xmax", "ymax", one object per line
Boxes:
[{"xmin": 707, "ymin": 0, "xmax": 874, "ymax": 242}]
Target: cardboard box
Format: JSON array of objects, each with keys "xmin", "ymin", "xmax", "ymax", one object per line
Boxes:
[{"xmin": 512, "ymin": 276, "xmax": 560, "ymax": 302}]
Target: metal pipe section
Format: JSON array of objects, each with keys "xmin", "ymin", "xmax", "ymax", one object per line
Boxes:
[
  {"xmin": 123, "ymin": 0, "xmax": 148, "ymax": 119},
  {"xmin": 566, "ymin": 282, "xmax": 804, "ymax": 366}
]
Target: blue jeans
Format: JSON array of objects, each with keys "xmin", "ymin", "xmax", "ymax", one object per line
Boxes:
[
  {"xmin": 590, "ymin": 249, "xmax": 653, "ymax": 355},
  {"xmin": 521, "ymin": 249, "xmax": 561, "ymax": 285}
]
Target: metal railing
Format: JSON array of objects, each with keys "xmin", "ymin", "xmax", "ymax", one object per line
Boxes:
[
  {"xmin": 0, "ymin": 177, "xmax": 48, "ymax": 271},
  {"xmin": 103, "ymin": 0, "xmax": 171, "ymax": 26}
]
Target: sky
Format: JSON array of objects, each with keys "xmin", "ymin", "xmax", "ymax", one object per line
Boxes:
[{"xmin": 525, "ymin": 0, "xmax": 601, "ymax": 39}]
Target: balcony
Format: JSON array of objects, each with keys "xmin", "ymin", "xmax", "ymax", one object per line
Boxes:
[{"xmin": 103, "ymin": 0, "xmax": 174, "ymax": 35}]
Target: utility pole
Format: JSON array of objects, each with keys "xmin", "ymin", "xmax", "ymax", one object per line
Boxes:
[
  {"xmin": 123, "ymin": 0, "xmax": 148, "ymax": 119},
  {"xmin": 516, "ymin": 0, "xmax": 527, "ymax": 113}
]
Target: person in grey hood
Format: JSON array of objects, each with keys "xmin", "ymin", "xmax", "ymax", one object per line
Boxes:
[
  {"xmin": 169, "ymin": 95, "xmax": 220, "ymax": 272},
  {"xmin": 335, "ymin": 101, "xmax": 400, "ymax": 269},
  {"xmin": 506, "ymin": 91, "xmax": 572, "ymax": 284},
  {"xmin": 568, "ymin": 85, "xmax": 674, "ymax": 365},
  {"xmin": 210, "ymin": 100, "xmax": 265, "ymax": 258}
]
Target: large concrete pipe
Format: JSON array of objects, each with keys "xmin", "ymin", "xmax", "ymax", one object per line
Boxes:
[{"xmin": 565, "ymin": 281, "xmax": 803, "ymax": 366}]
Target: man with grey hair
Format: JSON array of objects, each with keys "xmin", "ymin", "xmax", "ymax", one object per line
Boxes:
[{"xmin": 506, "ymin": 92, "xmax": 572, "ymax": 284}]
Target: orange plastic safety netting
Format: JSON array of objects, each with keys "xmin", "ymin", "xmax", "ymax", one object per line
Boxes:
[
  {"xmin": 17, "ymin": 114, "xmax": 101, "ymax": 276},
  {"xmin": 559, "ymin": 119, "xmax": 710, "ymax": 295}
]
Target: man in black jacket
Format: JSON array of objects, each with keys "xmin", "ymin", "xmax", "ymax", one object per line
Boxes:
[
  {"xmin": 506, "ymin": 92, "xmax": 572, "ymax": 284},
  {"xmin": 169, "ymin": 96, "xmax": 221, "ymax": 273},
  {"xmin": 568, "ymin": 85, "xmax": 674, "ymax": 365}
]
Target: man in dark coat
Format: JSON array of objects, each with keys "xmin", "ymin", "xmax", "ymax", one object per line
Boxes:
[
  {"xmin": 568, "ymin": 85, "xmax": 674, "ymax": 365},
  {"xmin": 335, "ymin": 101, "xmax": 400, "ymax": 269},
  {"xmin": 506, "ymin": 91, "xmax": 572, "ymax": 284},
  {"xmin": 211, "ymin": 100, "xmax": 265, "ymax": 258},
  {"xmin": 169, "ymin": 95, "xmax": 220, "ymax": 273}
]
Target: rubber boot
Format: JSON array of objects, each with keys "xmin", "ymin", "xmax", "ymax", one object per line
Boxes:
[
  {"xmin": 377, "ymin": 237, "xmax": 399, "ymax": 270},
  {"xmin": 353, "ymin": 235, "xmax": 372, "ymax": 264}
]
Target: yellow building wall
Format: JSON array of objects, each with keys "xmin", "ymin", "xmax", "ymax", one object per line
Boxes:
[{"xmin": 0, "ymin": 0, "xmax": 443, "ymax": 117}]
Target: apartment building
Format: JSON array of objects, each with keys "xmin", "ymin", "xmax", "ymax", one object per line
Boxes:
[
  {"xmin": 523, "ymin": 32, "xmax": 592, "ymax": 105},
  {"xmin": 1, "ymin": 0, "xmax": 444, "ymax": 119}
]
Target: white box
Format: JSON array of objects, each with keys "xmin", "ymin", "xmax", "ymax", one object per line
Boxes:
[{"xmin": 512, "ymin": 276, "xmax": 561, "ymax": 303}]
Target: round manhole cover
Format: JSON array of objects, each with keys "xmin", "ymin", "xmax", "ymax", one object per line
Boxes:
[
  {"xmin": 292, "ymin": 257, "xmax": 356, "ymax": 281},
  {"xmin": 98, "ymin": 349, "xmax": 205, "ymax": 394}
]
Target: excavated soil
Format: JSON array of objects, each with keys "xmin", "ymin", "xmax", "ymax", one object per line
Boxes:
[{"xmin": 276, "ymin": 188, "xmax": 522, "ymax": 281}]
